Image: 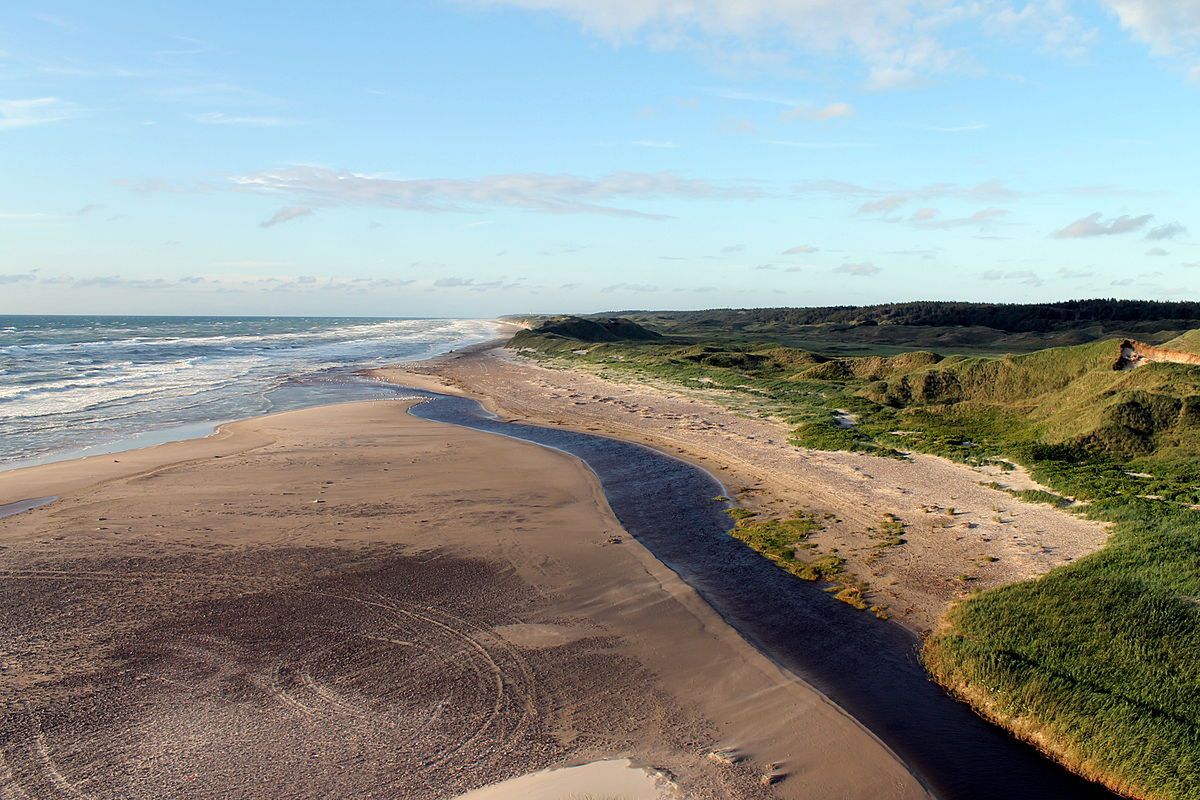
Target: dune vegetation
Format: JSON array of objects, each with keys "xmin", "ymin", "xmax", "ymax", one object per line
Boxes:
[
  {"xmin": 512, "ymin": 300, "xmax": 1200, "ymax": 356},
  {"xmin": 510, "ymin": 315, "xmax": 1200, "ymax": 799}
]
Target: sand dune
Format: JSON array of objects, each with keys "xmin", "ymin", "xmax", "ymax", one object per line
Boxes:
[{"xmin": 370, "ymin": 343, "xmax": 1109, "ymax": 632}]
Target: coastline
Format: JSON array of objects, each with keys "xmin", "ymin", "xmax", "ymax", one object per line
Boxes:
[
  {"xmin": 0, "ymin": 382, "xmax": 926, "ymax": 797},
  {"xmin": 0, "ymin": 317, "xmax": 505, "ymax": 475}
]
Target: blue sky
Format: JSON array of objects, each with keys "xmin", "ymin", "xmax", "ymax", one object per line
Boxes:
[{"xmin": 1, "ymin": 1, "xmax": 1198, "ymax": 317}]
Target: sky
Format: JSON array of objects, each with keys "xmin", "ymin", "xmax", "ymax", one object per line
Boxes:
[{"xmin": 1, "ymin": 0, "xmax": 1199, "ymax": 317}]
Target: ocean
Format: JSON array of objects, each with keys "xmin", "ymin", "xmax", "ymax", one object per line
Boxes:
[{"xmin": 0, "ymin": 315, "xmax": 498, "ymax": 469}]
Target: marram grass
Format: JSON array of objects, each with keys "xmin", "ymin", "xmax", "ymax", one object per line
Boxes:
[{"xmin": 513, "ymin": 327, "xmax": 1200, "ymax": 799}]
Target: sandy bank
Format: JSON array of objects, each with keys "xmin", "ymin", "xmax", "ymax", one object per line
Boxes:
[
  {"xmin": 0, "ymin": 399, "xmax": 925, "ymax": 799},
  {"xmin": 368, "ymin": 345, "xmax": 1109, "ymax": 633}
]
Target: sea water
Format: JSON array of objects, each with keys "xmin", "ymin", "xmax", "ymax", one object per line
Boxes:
[{"xmin": 0, "ymin": 315, "xmax": 497, "ymax": 468}]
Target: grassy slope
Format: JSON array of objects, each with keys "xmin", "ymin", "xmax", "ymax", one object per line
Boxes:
[
  {"xmin": 1166, "ymin": 329, "xmax": 1200, "ymax": 354},
  {"xmin": 510, "ymin": 328, "xmax": 1200, "ymax": 800},
  {"xmin": 606, "ymin": 303, "xmax": 1200, "ymax": 356}
]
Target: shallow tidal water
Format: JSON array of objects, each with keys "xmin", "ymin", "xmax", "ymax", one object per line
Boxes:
[
  {"xmin": 410, "ymin": 390, "xmax": 1118, "ymax": 800},
  {"xmin": 451, "ymin": 759, "xmax": 675, "ymax": 800}
]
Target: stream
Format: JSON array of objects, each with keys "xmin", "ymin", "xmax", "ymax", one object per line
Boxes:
[{"xmin": 409, "ymin": 390, "xmax": 1117, "ymax": 800}]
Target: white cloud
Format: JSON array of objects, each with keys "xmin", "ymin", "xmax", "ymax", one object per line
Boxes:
[
  {"xmin": 1101, "ymin": 1, "xmax": 1200, "ymax": 76},
  {"xmin": 783, "ymin": 244, "xmax": 819, "ymax": 254},
  {"xmin": 228, "ymin": 165, "xmax": 765, "ymax": 219},
  {"xmin": 1102, "ymin": 1, "xmax": 1200, "ymax": 56},
  {"xmin": 1051, "ymin": 211, "xmax": 1154, "ymax": 238},
  {"xmin": 1145, "ymin": 246, "xmax": 1169, "ymax": 256},
  {"xmin": 465, "ymin": 0, "xmax": 1200, "ymax": 87},
  {"xmin": 632, "ymin": 139, "xmax": 679, "ymax": 148},
  {"xmin": 0, "ymin": 97, "xmax": 75, "ymax": 130},
  {"xmin": 464, "ymin": 0, "xmax": 982, "ymax": 87}
]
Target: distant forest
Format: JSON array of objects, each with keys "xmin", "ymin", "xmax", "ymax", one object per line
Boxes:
[{"xmin": 610, "ymin": 300, "xmax": 1200, "ymax": 333}]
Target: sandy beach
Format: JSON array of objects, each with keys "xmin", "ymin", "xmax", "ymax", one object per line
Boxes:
[
  {"xmin": 369, "ymin": 342, "xmax": 1110, "ymax": 632},
  {"xmin": 0, "ymin": 397, "xmax": 926, "ymax": 799}
]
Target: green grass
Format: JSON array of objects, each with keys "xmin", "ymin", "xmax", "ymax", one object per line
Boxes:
[
  {"xmin": 925, "ymin": 501, "xmax": 1200, "ymax": 798},
  {"xmin": 724, "ymin": 508, "xmax": 846, "ymax": 581},
  {"xmin": 724, "ymin": 507, "xmax": 886, "ymax": 615},
  {"xmin": 510, "ymin": 325, "xmax": 1200, "ymax": 799}
]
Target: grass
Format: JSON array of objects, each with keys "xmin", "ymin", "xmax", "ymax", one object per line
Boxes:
[
  {"xmin": 721, "ymin": 507, "xmax": 888, "ymax": 616},
  {"xmin": 511, "ymin": 325, "xmax": 1200, "ymax": 799},
  {"xmin": 725, "ymin": 508, "xmax": 845, "ymax": 581}
]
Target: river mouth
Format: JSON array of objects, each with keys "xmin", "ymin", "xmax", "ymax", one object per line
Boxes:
[{"xmin": 408, "ymin": 390, "xmax": 1117, "ymax": 800}]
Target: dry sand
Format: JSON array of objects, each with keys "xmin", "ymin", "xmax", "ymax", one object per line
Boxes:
[
  {"xmin": 370, "ymin": 344, "xmax": 1110, "ymax": 632},
  {"xmin": 0, "ymin": 399, "xmax": 926, "ymax": 799}
]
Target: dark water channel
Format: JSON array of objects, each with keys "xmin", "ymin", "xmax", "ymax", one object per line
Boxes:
[{"xmin": 408, "ymin": 391, "xmax": 1117, "ymax": 800}]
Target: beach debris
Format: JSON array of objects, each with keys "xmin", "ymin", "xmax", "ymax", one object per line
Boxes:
[
  {"xmin": 605, "ymin": 535, "xmax": 623, "ymax": 545},
  {"xmin": 705, "ymin": 748, "xmax": 740, "ymax": 766}
]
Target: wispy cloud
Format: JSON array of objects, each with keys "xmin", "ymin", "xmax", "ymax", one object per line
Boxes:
[
  {"xmin": 0, "ymin": 97, "xmax": 76, "ymax": 130},
  {"xmin": 602, "ymin": 282, "xmax": 660, "ymax": 292},
  {"xmin": 1051, "ymin": 211, "xmax": 1154, "ymax": 238},
  {"xmin": 907, "ymin": 207, "xmax": 1009, "ymax": 230},
  {"xmin": 781, "ymin": 101, "xmax": 855, "ymax": 121},
  {"xmin": 1, "ymin": 270, "xmax": 423, "ymax": 294},
  {"xmin": 834, "ymin": 261, "xmax": 880, "ymax": 276},
  {"xmin": 632, "ymin": 139, "xmax": 678, "ymax": 148},
  {"xmin": 765, "ymin": 139, "xmax": 873, "ymax": 149},
  {"xmin": 0, "ymin": 211, "xmax": 54, "ymax": 220},
  {"xmin": 983, "ymin": 269, "xmax": 1043, "ymax": 286},
  {"xmin": 711, "ymin": 89, "xmax": 800, "ymax": 107},
  {"xmin": 226, "ymin": 165, "xmax": 766, "ymax": 219},
  {"xmin": 1058, "ymin": 267, "xmax": 1095, "ymax": 278},
  {"xmin": 914, "ymin": 121, "xmax": 990, "ymax": 133},
  {"xmin": 796, "ymin": 179, "xmax": 1021, "ymax": 215},
  {"xmin": 260, "ymin": 206, "xmax": 313, "ymax": 228},
  {"xmin": 1146, "ymin": 221, "xmax": 1187, "ymax": 240},
  {"xmin": 190, "ymin": 111, "xmax": 304, "ymax": 127},
  {"xmin": 432, "ymin": 276, "xmax": 524, "ymax": 291},
  {"xmin": 473, "ymin": 1, "xmax": 1126, "ymax": 87},
  {"xmin": 158, "ymin": 83, "xmax": 281, "ymax": 105},
  {"xmin": 782, "ymin": 244, "xmax": 819, "ymax": 254}
]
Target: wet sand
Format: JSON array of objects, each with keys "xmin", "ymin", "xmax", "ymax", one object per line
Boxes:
[{"xmin": 0, "ymin": 400, "xmax": 925, "ymax": 799}]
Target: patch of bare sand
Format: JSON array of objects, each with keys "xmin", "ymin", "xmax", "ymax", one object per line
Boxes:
[
  {"xmin": 369, "ymin": 346, "xmax": 1110, "ymax": 633},
  {"xmin": 0, "ymin": 400, "xmax": 925, "ymax": 799}
]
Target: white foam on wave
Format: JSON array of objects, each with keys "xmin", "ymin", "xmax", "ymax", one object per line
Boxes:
[{"xmin": 0, "ymin": 317, "xmax": 499, "ymax": 464}]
